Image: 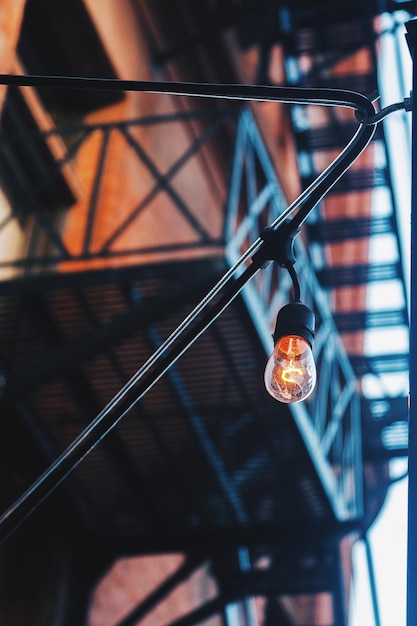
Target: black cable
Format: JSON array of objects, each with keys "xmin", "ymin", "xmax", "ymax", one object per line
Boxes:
[
  {"xmin": 285, "ymin": 262, "xmax": 301, "ymax": 302},
  {"xmin": 356, "ymin": 100, "xmax": 408, "ymax": 125},
  {"xmin": 0, "ymin": 75, "xmax": 378, "ymax": 542},
  {"xmin": 0, "ymin": 73, "xmax": 374, "ymax": 115}
]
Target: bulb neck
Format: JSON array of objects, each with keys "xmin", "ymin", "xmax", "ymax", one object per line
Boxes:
[{"xmin": 273, "ymin": 301, "xmax": 315, "ymax": 346}]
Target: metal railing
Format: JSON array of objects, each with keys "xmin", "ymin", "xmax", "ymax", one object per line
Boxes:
[
  {"xmin": 0, "ymin": 105, "xmax": 235, "ymax": 275},
  {"xmin": 226, "ymin": 110, "xmax": 363, "ymax": 521}
]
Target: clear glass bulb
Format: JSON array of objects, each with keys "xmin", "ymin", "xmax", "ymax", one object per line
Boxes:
[{"xmin": 264, "ymin": 334, "xmax": 316, "ymax": 404}]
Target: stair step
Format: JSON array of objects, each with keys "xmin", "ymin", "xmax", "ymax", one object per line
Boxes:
[
  {"xmin": 349, "ymin": 353, "xmax": 409, "ymax": 376},
  {"xmin": 308, "ymin": 215, "xmax": 394, "ymax": 243},
  {"xmin": 317, "ymin": 262, "xmax": 402, "ymax": 287},
  {"xmin": 334, "ymin": 308, "xmax": 408, "ymax": 332}
]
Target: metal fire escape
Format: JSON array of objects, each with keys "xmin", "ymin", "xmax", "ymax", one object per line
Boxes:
[
  {"xmin": 0, "ymin": 1, "xmax": 411, "ymax": 625},
  {"xmin": 0, "ymin": 92, "xmax": 362, "ymax": 623},
  {"xmin": 237, "ymin": 0, "xmax": 410, "ymax": 466}
]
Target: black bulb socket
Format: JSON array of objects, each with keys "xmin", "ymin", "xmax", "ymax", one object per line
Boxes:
[{"xmin": 273, "ymin": 301, "xmax": 315, "ymax": 346}]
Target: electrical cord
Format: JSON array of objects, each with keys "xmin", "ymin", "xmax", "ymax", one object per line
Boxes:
[
  {"xmin": 285, "ymin": 262, "xmax": 301, "ymax": 302},
  {"xmin": 355, "ymin": 97, "xmax": 412, "ymax": 125},
  {"xmin": 0, "ymin": 73, "xmax": 375, "ymax": 116},
  {"xmin": 0, "ymin": 75, "xmax": 386, "ymax": 542}
]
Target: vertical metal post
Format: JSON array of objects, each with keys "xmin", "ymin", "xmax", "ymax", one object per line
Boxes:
[
  {"xmin": 406, "ymin": 18, "xmax": 417, "ymax": 626},
  {"xmin": 364, "ymin": 535, "xmax": 382, "ymax": 626}
]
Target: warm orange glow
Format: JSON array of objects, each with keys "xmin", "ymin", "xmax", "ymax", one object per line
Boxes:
[
  {"xmin": 264, "ymin": 335, "xmax": 316, "ymax": 404},
  {"xmin": 281, "ymin": 363, "xmax": 304, "ymax": 383},
  {"xmin": 278, "ymin": 335, "xmax": 309, "ymax": 356}
]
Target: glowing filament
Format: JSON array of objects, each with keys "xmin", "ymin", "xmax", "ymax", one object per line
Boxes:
[{"xmin": 264, "ymin": 335, "xmax": 316, "ymax": 404}]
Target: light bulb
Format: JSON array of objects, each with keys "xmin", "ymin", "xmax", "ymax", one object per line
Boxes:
[
  {"xmin": 264, "ymin": 301, "xmax": 316, "ymax": 404},
  {"xmin": 264, "ymin": 334, "xmax": 316, "ymax": 403}
]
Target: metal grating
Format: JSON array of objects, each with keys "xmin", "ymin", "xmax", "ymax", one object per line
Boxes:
[{"xmin": 0, "ymin": 261, "xmax": 336, "ymax": 549}]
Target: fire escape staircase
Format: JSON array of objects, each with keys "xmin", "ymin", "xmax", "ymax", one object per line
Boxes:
[
  {"xmin": 0, "ymin": 2, "xmax": 412, "ymax": 625},
  {"xmin": 244, "ymin": 2, "xmax": 411, "ymax": 465},
  {"xmin": 0, "ymin": 80, "xmax": 363, "ymax": 626}
]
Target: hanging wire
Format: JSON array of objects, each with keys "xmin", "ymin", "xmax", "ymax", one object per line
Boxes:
[
  {"xmin": 285, "ymin": 262, "xmax": 301, "ymax": 302},
  {"xmin": 0, "ymin": 73, "xmax": 377, "ymax": 115},
  {"xmin": 356, "ymin": 99, "xmax": 410, "ymax": 125},
  {"xmin": 0, "ymin": 75, "xmax": 383, "ymax": 542}
]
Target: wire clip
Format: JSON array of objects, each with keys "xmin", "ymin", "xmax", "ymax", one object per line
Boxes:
[{"xmin": 252, "ymin": 222, "xmax": 301, "ymax": 269}]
